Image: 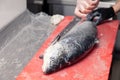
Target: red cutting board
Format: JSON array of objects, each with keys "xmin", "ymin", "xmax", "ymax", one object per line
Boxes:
[{"xmin": 16, "ymin": 16, "xmax": 119, "ymax": 80}]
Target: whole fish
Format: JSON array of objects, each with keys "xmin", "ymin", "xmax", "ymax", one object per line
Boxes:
[{"xmin": 40, "ymin": 16, "xmax": 100, "ymax": 74}]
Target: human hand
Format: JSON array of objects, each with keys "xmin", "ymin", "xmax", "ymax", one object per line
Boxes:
[{"xmin": 74, "ymin": 0, "xmax": 99, "ymax": 20}]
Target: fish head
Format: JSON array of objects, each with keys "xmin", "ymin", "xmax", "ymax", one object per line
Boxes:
[{"xmin": 42, "ymin": 42, "xmax": 66, "ymax": 74}]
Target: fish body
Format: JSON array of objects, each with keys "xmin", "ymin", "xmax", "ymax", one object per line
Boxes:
[{"xmin": 41, "ymin": 21, "xmax": 98, "ymax": 74}]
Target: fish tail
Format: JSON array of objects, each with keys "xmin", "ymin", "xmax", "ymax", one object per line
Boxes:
[{"xmin": 87, "ymin": 12, "xmax": 102, "ymax": 25}]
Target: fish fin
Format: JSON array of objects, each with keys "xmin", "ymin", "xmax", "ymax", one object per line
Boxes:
[
  {"xmin": 95, "ymin": 38, "xmax": 99, "ymax": 44},
  {"xmin": 39, "ymin": 54, "xmax": 44, "ymax": 59}
]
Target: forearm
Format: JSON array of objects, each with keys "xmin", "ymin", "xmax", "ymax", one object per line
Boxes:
[
  {"xmin": 117, "ymin": 0, "xmax": 120, "ymax": 2},
  {"xmin": 112, "ymin": 0, "xmax": 120, "ymax": 14}
]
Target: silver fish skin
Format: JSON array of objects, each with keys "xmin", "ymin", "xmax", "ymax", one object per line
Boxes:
[{"xmin": 42, "ymin": 21, "xmax": 98, "ymax": 74}]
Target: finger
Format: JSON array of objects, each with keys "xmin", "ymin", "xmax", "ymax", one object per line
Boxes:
[
  {"xmin": 87, "ymin": 0, "xmax": 99, "ymax": 10},
  {"xmin": 81, "ymin": 9, "xmax": 92, "ymax": 14},
  {"xmin": 77, "ymin": 4, "xmax": 91, "ymax": 14},
  {"xmin": 77, "ymin": 4, "xmax": 86, "ymax": 13},
  {"xmin": 74, "ymin": 7, "xmax": 87, "ymax": 18},
  {"xmin": 81, "ymin": 0, "xmax": 98, "ymax": 13},
  {"xmin": 89, "ymin": 0, "xmax": 99, "ymax": 5},
  {"xmin": 82, "ymin": 0, "xmax": 90, "ymax": 9},
  {"xmin": 86, "ymin": 5, "xmax": 97, "ymax": 11}
]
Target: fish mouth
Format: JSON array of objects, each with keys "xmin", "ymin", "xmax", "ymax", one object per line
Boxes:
[
  {"xmin": 43, "ymin": 70, "xmax": 53, "ymax": 74},
  {"xmin": 42, "ymin": 64, "xmax": 55, "ymax": 74},
  {"xmin": 42, "ymin": 66, "xmax": 55, "ymax": 74},
  {"xmin": 42, "ymin": 63, "xmax": 63, "ymax": 74}
]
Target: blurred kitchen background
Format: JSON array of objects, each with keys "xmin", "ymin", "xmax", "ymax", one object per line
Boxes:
[{"xmin": 0, "ymin": 0, "xmax": 120, "ymax": 80}]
